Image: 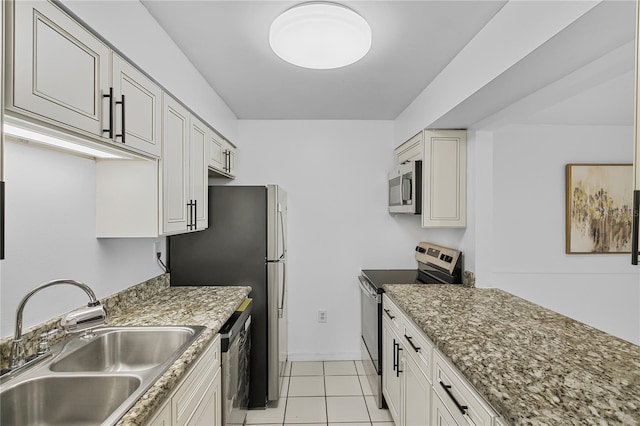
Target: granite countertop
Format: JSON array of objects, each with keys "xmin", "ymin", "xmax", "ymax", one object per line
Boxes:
[
  {"xmin": 0, "ymin": 275, "xmax": 251, "ymax": 425},
  {"xmin": 111, "ymin": 285, "xmax": 252, "ymax": 425},
  {"xmin": 382, "ymin": 284, "xmax": 640, "ymax": 426}
]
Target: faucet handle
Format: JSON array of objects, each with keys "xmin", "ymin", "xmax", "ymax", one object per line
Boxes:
[{"xmin": 37, "ymin": 329, "xmax": 61, "ymax": 355}]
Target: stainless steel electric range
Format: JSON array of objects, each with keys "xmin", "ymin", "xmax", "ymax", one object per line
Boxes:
[{"xmin": 357, "ymin": 242, "xmax": 463, "ymax": 409}]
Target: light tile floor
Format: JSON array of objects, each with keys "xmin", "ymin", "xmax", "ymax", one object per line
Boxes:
[{"xmin": 246, "ymin": 360, "xmax": 395, "ymax": 426}]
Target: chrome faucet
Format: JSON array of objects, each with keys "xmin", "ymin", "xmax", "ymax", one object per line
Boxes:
[{"xmin": 9, "ymin": 279, "xmax": 107, "ymax": 370}]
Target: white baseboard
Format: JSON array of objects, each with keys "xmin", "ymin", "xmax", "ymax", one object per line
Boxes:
[{"xmin": 287, "ymin": 351, "xmax": 364, "ymax": 362}]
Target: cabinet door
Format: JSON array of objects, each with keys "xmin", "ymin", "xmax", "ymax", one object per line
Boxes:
[
  {"xmin": 382, "ymin": 318, "xmax": 402, "ymax": 425},
  {"xmin": 225, "ymin": 143, "xmax": 237, "ymax": 177},
  {"xmin": 431, "ymin": 393, "xmax": 460, "ymax": 426},
  {"xmin": 189, "ymin": 117, "xmax": 208, "ymax": 230},
  {"xmin": 11, "ymin": 0, "xmax": 110, "ymax": 136},
  {"xmin": 112, "ymin": 53, "xmax": 162, "ymax": 157},
  {"xmin": 422, "ymin": 130, "xmax": 467, "ymax": 228},
  {"xmin": 395, "ymin": 131, "xmax": 423, "ymax": 165},
  {"xmin": 162, "ymin": 94, "xmax": 189, "ymax": 234},
  {"xmin": 403, "ymin": 353, "xmax": 431, "ymax": 426},
  {"xmin": 207, "ymin": 130, "xmax": 225, "ymax": 172},
  {"xmin": 172, "ymin": 336, "xmax": 221, "ymax": 426},
  {"xmin": 146, "ymin": 400, "xmax": 171, "ymax": 426},
  {"xmin": 187, "ymin": 368, "xmax": 222, "ymax": 426}
]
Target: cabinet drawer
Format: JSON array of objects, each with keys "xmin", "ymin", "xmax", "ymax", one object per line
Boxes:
[
  {"xmin": 402, "ymin": 318, "xmax": 433, "ymax": 383},
  {"xmin": 382, "ymin": 295, "xmax": 403, "ymax": 333},
  {"xmin": 433, "ymin": 351, "xmax": 493, "ymax": 426},
  {"xmin": 172, "ymin": 335, "xmax": 221, "ymax": 425}
]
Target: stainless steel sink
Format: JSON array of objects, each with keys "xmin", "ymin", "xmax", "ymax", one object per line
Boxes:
[
  {"xmin": 0, "ymin": 325, "xmax": 206, "ymax": 425},
  {"xmin": 50, "ymin": 326, "xmax": 201, "ymax": 372},
  {"xmin": 0, "ymin": 375, "xmax": 140, "ymax": 425}
]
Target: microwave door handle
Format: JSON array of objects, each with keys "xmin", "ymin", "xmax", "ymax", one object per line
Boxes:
[{"xmin": 402, "ymin": 177, "xmax": 412, "ymax": 204}]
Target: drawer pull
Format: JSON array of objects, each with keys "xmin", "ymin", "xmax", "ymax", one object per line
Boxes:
[
  {"xmin": 404, "ymin": 334, "xmax": 421, "ymax": 353},
  {"xmin": 439, "ymin": 381, "xmax": 468, "ymax": 415},
  {"xmin": 384, "ymin": 309, "xmax": 395, "ymax": 320}
]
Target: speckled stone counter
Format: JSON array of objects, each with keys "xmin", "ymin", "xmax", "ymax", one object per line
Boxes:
[
  {"xmin": 0, "ymin": 274, "xmax": 251, "ymax": 426},
  {"xmin": 111, "ymin": 285, "xmax": 251, "ymax": 425},
  {"xmin": 383, "ymin": 284, "xmax": 640, "ymax": 426}
]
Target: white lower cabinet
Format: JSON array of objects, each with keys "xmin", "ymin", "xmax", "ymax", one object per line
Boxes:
[
  {"xmin": 382, "ymin": 314, "xmax": 402, "ymax": 424},
  {"xmin": 146, "ymin": 335, "xmax": 222, "ymax": 426},
  {"xmin": 432, "ymin": 351, "xmax": 494, "ymax": 426},
  {"xmin": 382, "ymin": 295, "xmax": 499, "ymax": 426},
  {"xmin": 382, "ymin": 295, "xmax": 432, "ymax": 426},
  {"xmin": 432, "ymin": 392, "xmax": 459, "ymax": 426},
  {"xmin": 403, "ymin": 350, "xmax": 431, "ymax": 426}
]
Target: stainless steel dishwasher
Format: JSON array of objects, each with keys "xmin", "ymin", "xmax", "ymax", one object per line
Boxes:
[{"xmin": 219, "ymin": 298, "xmax": 252, "ymax": 426}]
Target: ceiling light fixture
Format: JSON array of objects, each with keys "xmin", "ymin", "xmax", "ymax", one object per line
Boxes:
[{"xmin": 269, "ymin": 2, "xmax": 372, "ymax": 70}]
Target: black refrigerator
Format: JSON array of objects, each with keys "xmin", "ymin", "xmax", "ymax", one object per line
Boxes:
[{"xmin": 168, "ymin": 185, "xmax": 288, "ymax": 409}]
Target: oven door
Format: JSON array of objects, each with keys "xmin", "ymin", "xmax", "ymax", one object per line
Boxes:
[
  {"xmin": 358, "ymin": 275, "xmax": 380, "ymax": 370},
  {"xmin": 358, "ymin": 275, "xmax": 384, "ymax": 408}
]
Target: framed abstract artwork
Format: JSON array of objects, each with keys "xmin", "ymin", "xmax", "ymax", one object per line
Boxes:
[{"xmin": 566, "ymin": 164, "xmax": 634, "ymax": 254}]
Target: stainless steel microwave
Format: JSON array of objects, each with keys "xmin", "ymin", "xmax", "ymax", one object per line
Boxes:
[{"xmin": 388, "ymin": 160, "xmax": 422, "ymax": 214}]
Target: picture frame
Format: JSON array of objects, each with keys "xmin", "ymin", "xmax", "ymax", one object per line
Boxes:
[{"xmin": 566, "ymin": 163, "xmax": 634, "ymax": 254}]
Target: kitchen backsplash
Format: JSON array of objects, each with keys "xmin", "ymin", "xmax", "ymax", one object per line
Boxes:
[
  {"xmin": 0, "ymin": 274, "xmax": 170, "ymax": 370},
  {"xmin": 463, "ymin": 270, "xmax": 476, "ymax": 288}
]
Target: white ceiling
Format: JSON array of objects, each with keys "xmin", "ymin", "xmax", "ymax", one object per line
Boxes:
[
  {"xmin": 141, "ymin": 0, "xmax": 636, "ymax": 125},
  {"xmin": 140, "ymin": 0, "xmax": 507, "ymax": 120}
]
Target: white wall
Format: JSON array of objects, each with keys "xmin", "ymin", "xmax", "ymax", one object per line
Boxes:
[
  {"xmin": 0, "ymin": 0, "xmax": 239, "ymax": 340},
  {"xmin": 0, "ymin": 141, "xmax": 166, "ymax": 338},
  {"xmin": 232, "ymin": 120, "xmax": 465, "ymax": 360},
  {"xmin": 474, "ymin": 124, "xmax": 639, "ymax": 344}
]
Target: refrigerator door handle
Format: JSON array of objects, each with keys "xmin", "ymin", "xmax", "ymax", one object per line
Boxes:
[
  {"xmin": 632, "ymin": 190, "xmax": 639, "ymax": 265},
  {"xmin": 278, "ymin": 207, "xmax": 286, "ymax": 260},
  {"xmin": 278, "ymin": 261, "xmax": 286, "ymax": 318}
]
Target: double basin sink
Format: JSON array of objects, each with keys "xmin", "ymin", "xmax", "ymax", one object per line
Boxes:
[{"xmin": 0, "ymin": 325, "xmax": 205, "ymax": 425}]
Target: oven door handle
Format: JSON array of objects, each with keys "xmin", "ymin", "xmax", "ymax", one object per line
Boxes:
[{"xmin": 358, "ymin": 276, "xmax": 379, "ymax": 302}]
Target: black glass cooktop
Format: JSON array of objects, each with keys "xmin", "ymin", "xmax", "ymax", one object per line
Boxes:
[{"xmin": 361, "ymin": 269, "xmax": 421, "ymax": 293}]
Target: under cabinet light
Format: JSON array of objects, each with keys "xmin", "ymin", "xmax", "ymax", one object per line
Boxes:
[
  {"xmin": 269, "ymin": 2, "xmax": 372, "ymax": 69},
  {"xmin": 3, "ymin": 123, "xmax": 127, "ymax": 159}
]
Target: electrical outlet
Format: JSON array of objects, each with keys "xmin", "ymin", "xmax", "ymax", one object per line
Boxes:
[
  {"xmin": 154, "ymin": 241, "xmax": 161, "ymax": 260},
  {"xmin": 318, "ymin": 310, "xmax": 327, "ymax": 323}
]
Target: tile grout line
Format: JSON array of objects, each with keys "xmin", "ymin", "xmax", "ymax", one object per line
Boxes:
[{"xmin": 324, "ymin": 361, "xmax": 329, "ymax": 426}]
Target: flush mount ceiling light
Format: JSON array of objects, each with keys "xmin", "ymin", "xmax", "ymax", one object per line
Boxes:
[{"xmin": 269, "ymin": 2, "xmax": 372, "ymax": 70}]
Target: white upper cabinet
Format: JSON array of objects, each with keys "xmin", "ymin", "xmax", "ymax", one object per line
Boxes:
[
  {"xmin": 162, "ymin": 94, "xmax": 208, "ymax": 235},
  {"xmin": 9, "ymin": 0, "xmax": 110, "ymax": 137},
  {"xmin": 112, "ymin": 53, "xmax": 162, "ymax": 157},
  {"xmin": 395, "ymin": 132, "xmax": 423, "ymax": 165},
  {"xmin": 422, "ymin": 129, "xmax": 467, "ymax": 228},
  {"xmin": 189, "ymin": 116, "xmax": 208, "ymax": 231},
  {"xmin": 208, "ymin": 130, "xmax": 226, "ymax": 172},
  {"xmin": 8, "ymin": 1, "xmax": 162, "ymax": 158},
  {"xmin": 207, "ymin": 130, "xmax": 236, "ymax": 178},
  {"xmin": 162, "ymin": 94, "xmax": 190, "ymax": 235}
]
